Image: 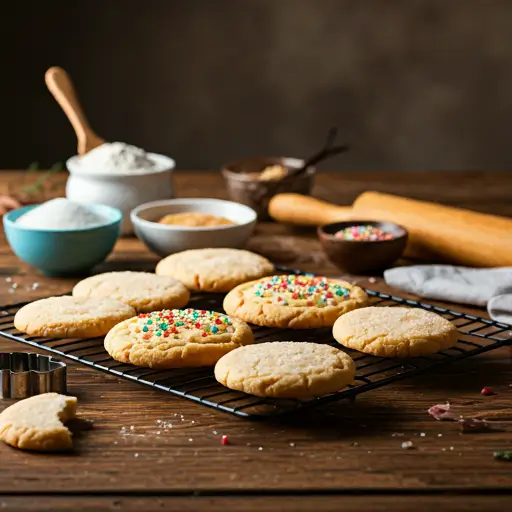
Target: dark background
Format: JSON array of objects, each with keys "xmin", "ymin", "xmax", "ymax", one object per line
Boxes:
[{"xmin": 6, "ymin": 0, "xmax": 512, "ymax": 171}]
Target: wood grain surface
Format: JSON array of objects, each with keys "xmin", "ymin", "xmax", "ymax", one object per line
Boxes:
[{"xmin": 0, "ymin": 171, "xmax": 510, "ymax": 511}]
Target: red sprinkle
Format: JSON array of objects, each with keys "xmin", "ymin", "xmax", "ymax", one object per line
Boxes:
[
  {"xmin": 481, "ymin": 387, "xmax": 495, "ymax": 396},
  {"xmin": 221, "ymin": 435, "xmax": 229, "ymax": 445}
]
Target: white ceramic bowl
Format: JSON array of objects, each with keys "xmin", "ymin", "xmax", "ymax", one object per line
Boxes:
[
  {"xmin": 66, "ymin": 153, "xmax": 175, "ymax": 235},
  {"xmin": 131, "ymin": 198, "xmax": 257, "ymax": 256}
]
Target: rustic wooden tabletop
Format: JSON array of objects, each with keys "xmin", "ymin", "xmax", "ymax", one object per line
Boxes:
[{"xmin": 0, "ymin": 171, "xmax": 510, "ymax": 512}]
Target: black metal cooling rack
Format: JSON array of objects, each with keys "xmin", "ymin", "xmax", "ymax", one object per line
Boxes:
[{"xmin": 0, "ymin": 289, "xmax": 510, "ymax": 419}]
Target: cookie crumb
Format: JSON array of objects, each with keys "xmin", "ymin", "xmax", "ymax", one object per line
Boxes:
[
  {"xmin": 289, "ymin": 442, "xmax": 295, "ymax": 447},
  {"xmin": 258, "ymin": 447, "xmax": 263, "ymax": 451},
  {"xmin": 401, "ymin": 441, "xmax": 414, "ymax": 450},
  {"xmin": 419, "ymin": 433, "xmax": 426, "ymax": 437},
  {"xmin": 428, "ymin": 403, "xmax": 456, "ymax": 421},
  {"xmin": 459, "ymin": 418, "xmax": 491, "ymax": 433},
  {"xmin": 438, "ymin": 433, "xmax": 443, "ymax": 437},
  {"xmin": 189, "ymin": 438, "xmax": 193, "ymax": 442},
  {"xmin": 212, "ymin": 430, "xmax": 218, "ymax": 435},
  {"xmin": 134, "ymin": 453, "xmax": 139, "ymax": 458}
]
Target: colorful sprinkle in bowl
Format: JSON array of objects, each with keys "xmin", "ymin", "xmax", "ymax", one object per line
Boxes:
[
  {"xmin": 3, "ymin": 204, "xmax": 122, "ymax": 277},
  {"xmin": 318, "ymin": 220, "xmax": 408, "ymax": 275}
]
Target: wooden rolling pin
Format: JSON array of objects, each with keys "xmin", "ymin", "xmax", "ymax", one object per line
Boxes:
[{"xmin": 269, "ymin": 192, "xmax": 512, "ymax": 267}]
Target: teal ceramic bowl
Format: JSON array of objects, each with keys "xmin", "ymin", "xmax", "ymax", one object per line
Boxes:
[{"xmin": 3, "ymin": 204, "xmax": 123, "ymax": 277}]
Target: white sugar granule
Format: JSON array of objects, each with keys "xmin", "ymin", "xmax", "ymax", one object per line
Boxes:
[
  {"xmin": 16, "ymin": 198, "xmax": 108, "ymax": 230},
  {"xmin": 76, "ymin": 142, "xmax": 160, "ymax": 173}
]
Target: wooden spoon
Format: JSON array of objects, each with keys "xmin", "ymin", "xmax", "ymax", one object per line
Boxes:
[{"xmin": 45, "ymin": 67, "xmax": 105, "ymax": 155}]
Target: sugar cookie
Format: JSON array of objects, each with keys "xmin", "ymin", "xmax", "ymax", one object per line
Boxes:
[
  {"xmin": 104, "ymin": 308, "xmax": 254, "ymax": 368},
  {"xmin": 333, "ymin": 306, "xmax": 459, "ymax": 357},
  {"xmin": 155, "ymin": 248, "xmax": 274, "ymax": 292},
  {"xmin": 72, "ymin": 271, "xmax": 190, "ymax": 313},
  {"xmin": 14, "ymin": 296, "xmax": 136, "ymax": 338},
  {"xmin": 223, "ymin": 274, "xmax": 368, "ymax": 329},
  {"xmin": 0, "ymin": 393, "xmax": 77, "ymax": 451},
  {"xmin": 215, "ymin": 342, "xmax": 356, "ymax": 398}
]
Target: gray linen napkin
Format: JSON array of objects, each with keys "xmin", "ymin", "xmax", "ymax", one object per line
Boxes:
[{"xmin": 383, "ymin": 265, "xmax": 512, "ymax": 324}]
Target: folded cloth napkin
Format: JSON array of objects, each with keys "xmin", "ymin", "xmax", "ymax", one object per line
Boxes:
[{"xmin": 384, "ymin": 265, "xmax": 512, "ymax": 324}]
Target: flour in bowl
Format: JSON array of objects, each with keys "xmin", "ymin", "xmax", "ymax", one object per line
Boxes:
[
  {"xmin": 75, "ymin": 142, "xmax": 161, "ymax": 173},
  {"xmin": 16, "ymin": 198, "xmax": 109, "ymax": 230}
]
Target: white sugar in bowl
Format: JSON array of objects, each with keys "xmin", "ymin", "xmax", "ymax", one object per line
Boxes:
[{"xmin": 66, "ymin": 153, "xmax": 175, "ymax": 235}]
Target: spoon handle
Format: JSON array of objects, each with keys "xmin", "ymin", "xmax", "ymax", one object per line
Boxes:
[{"xmin": 45, "ymin": 67, "xmax": 105, "ymax": 155}]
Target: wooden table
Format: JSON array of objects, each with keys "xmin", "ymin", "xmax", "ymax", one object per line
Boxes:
[{"xmin": 0, "ymin": 171, "xmax": 510, "ymax": 512}]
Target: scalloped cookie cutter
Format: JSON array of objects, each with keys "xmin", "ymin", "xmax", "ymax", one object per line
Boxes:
[{"xmin": 0, "ymin": 352, "xmax": 67, "ymax": 399}]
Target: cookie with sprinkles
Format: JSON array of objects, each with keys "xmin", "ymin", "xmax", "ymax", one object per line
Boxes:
[
  {"xmin": 104, "ymin": 308, "xmax": 254, "ymax": 368},
  {"xmin": 223, "ymin": 275, "xmax": 368, "ymax": 329}
]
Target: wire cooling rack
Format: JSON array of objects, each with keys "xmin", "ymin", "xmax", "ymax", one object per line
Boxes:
[{"xmin": 0, "ymin": 287, "xmax": 510, "ymax": 419}]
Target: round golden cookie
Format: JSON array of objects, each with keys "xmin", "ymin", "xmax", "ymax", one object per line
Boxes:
[
  {"xmin": 333, "ymin": 306, "xmax": 459, "ymax": 357},
  {"xmin": 14, "ymin": 296, "xmax": 136, "ymax": 338},
  {"xmin": 72, "ymin": 271, "xmax": 190, "ymax": 313},
  {"xmin": 214, "ymin": 342, "xmax": 356, "ymax": 398},
  {"xmin": 104, "ymin": 308, "xmax": 254, "ymax": 368},
  {"xmin": 155, "ymin": 248, "xmax": 274, "ymax": 292},
  {"xmin": 0, "ymin": 393, "xmax": 77, "ymax": 452},
  {"xmin": 223, "ymin": 274, "xmax": 368, "ymax": 329}
]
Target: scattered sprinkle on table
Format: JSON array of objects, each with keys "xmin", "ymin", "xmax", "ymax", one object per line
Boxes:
[
  {"xmin": 401, "ymin": 441, "xmax": 415, "ymax": 449},
  {"xmin": 333, "ymin": 225, "xmax": 394, "ymax": 241},
  {"xmin": 481, "ymin": 386, "xmax": 495, "ymax": 396},
  {"xmin": 221, "ymin": 435, "xmax": 229, "ymax": 446},
  {"xmin": 253, "ymin": 275, "xmax": 350, "ymax": 307},
  {"xmin": 493, "ymin": 451, "xmax": 512, "ymax": 461}
]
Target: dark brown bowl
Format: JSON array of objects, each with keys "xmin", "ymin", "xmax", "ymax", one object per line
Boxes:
[
  {"xmin": 221, "ymin": 156, "xmax": 316, "ymax": 220},
  {"xmin": 318, "ymin": 220, "xmax": 408, "ymax": 275}
]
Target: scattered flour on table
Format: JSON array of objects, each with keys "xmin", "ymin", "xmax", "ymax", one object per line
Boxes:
[
  {"xmin": 16, "ymin": 198, "xmax": 108, "ymax": 230},
  {"xmin": 76, "ymin": 142, "xmax": 161, "ymax": 173}
]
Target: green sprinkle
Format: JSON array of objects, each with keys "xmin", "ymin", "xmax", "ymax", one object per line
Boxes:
[
  {"xmin": 493, "ymin": 451, "xmax": 512, "ymax": 461},
  {"xmin": 142, "ymin": 326, "xmax": 148, "ymax": 332},
  {"xmin": 160, "ymin": 323, "xmax": 167, "ymax": 330},
  {"xmin": 147, "ymin": 320, "xmax": 153, "ymax": 325},
  {"xmin": 156, "ymin": 331, "xmax": 162, "ymax": 337}
]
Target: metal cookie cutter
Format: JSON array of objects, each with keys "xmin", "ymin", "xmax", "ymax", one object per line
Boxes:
[{"xmin": 0, "ymin": 352, "xmax": 67, "ymax": 399}]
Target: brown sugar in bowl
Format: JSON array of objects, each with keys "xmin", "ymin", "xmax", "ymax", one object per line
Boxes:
[
  {"xmin": 318, "ymin": 220, "xmax": 408, "ymax": 275},
  {"xmin": 221, "ymin": 157, "xmax": 316, "ymax": 221}
]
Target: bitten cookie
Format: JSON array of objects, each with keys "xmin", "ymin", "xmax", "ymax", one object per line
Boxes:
[
  {"xmin": 72, "ymin": 271, "xmax": 190, "ymax": 313},
  {"xmin": 223, "ymin": 274, "xmax": 368, "ymax": 329},
  {"xmin": 214, "ymin": 342, "xmax": 356, "ymax": 398},
  {"xmin": 0, "ymin": 393, "xmax": 77, "ymax": 451},
  {"xmin": 155, "ymin": 248, "xmax": 274, "ymax": 292},
  {"xmin": 333, "ymin": 306, "xmax": 459, "ymax": 357},
  {"xmin": 14, "ymin": 296, "xmax": 136, "ymax": 338},
  {"xmin": 104, "ymin": 308, "xmax": 254, "ymax": 368}
]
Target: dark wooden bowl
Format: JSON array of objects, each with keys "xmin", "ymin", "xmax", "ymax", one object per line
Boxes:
[
  {"xmin": 221, "ymin": 157, "xmax": 316, "ymax": 221},
  {"xmin": 318, "ymin": 220, "xmax": 408, "ymax": 275}
]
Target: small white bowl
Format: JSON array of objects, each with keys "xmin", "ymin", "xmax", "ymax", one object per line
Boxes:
[
  {"xmin": 66, "ymin": 153, "xmax": 175, "ymax": 235},
  {"xmin": 131, "ymin": 198, "xmax": 257, "ymax": 256}
]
